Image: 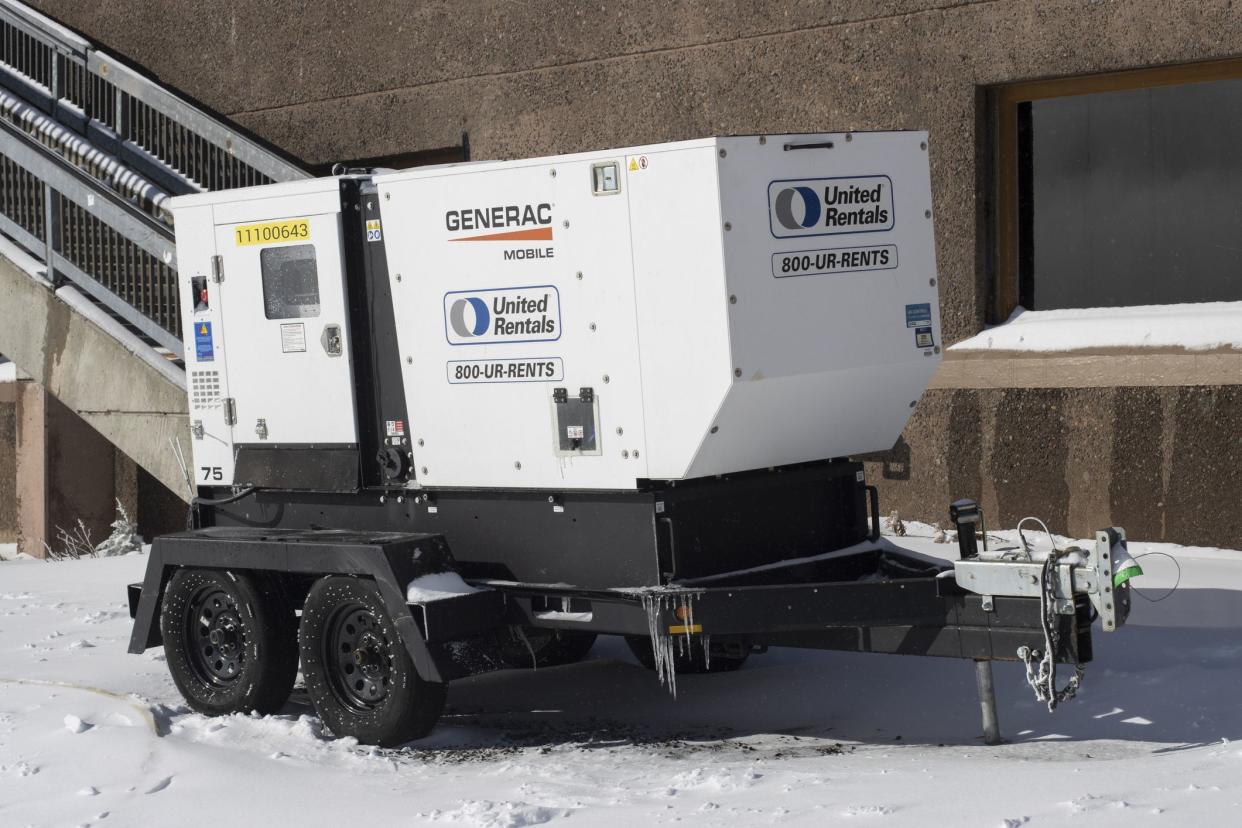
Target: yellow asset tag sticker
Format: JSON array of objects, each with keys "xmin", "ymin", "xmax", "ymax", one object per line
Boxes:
[{"xmin": 234, "ymin": 218, "xmax": 311, "ymax": 246}]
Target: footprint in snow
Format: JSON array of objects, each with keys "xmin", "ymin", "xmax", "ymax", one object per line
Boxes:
[
  {"xmin": 145, "ymin": 776, "xmax": 173, "ymax": 794},
  {"xmin": 65, "ymin": 714, "xmax": 92, "ymax": 734},
  {"xmin": 68, "ymin": 640, "xmax": 96, "ymax": 650},
  {"xmin": 78, "ymin": 786, "xmax": 100, "ymax": 796},
  {"xmin": 842, "ymin": 804, "xmax": 894, "ymax": 817}
]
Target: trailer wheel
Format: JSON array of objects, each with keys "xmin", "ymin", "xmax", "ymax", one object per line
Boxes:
[
  {"xmin": 625, "ymin": 635, "xmax": 749, "ymax": 674},
  {"xmin": 160, "ymin": 568, "xmax": 298, "ymax": 716},
  {"xmin": 494, "ymin": 627, "xmax": 597, "ymax": 669},
  {"xmin": 299, "ymin": 576, "xmax": 446, "ymax": 747}
]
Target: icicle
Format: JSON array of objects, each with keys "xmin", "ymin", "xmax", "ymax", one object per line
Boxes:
[
  {"xmin": 642, "ymin": 593, "xmax": 678, "ymax": 698},
  {"xmin": 702, "ymin": 633, "xmax": 712, "ymax": 671},
  {"xmin": 513, "ymin": 625, "xmax": 538, "ymax": 671}
]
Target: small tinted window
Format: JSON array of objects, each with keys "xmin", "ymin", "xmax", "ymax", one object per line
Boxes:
[{"xmin": 260, "ymin": 244, "xmax": 320, "ymax": 319}]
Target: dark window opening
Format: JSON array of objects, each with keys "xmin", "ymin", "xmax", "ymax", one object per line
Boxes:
[
  {"xmin": 994, "ymin": 61, "xmax": 1242, "ymax": 316},
  {"xmin": 260, "ymin": 244, "xmax": 320, "ymax": 319}
]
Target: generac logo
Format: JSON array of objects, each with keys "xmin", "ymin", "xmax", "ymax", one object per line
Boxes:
[{"xmin": 445, "ymin": 203, "xmax": 553, "ymax": 242}]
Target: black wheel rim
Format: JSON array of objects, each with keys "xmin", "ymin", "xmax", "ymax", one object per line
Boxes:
[
  {"xmin": 324, "ymin": 602, "xmax": 393, "ymax": 711},
  {"xmin": 186, "ymin": 585, "xmax": 247, "ymax": 686}
]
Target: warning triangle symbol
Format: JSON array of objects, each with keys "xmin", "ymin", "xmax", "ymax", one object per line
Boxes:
[
  {"xmin": 628, "ymin": 158, "xmax": 639, "ymax": 172},
  {"xmin": 199, "ymin": 323, "xmax": 208, "ymax": 335}
]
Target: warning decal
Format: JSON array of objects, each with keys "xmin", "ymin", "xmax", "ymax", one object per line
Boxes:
[
  {"xmin": 366, "ymin": 219, "xmax": 382, "ymax": 242},
  {"xmin": 280, "ymin": 323, "xmax": 307, "ymax": 353},
  {"xmin": 905, "ymin": 303, "xmax": 933, "ymax": 328},
  {"xmin": 194, "ymin": 321, "xmax": 214, "ymax": 362}
]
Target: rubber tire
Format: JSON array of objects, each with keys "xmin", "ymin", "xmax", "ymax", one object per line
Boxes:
[
  {"xmin": 625, "ymin": 635, "xmax": 749, "ymax": 674},
  {"xmin": 160, "ymin": 568, "xmax": 298, "ymax": 716},
  {"xmin": 494, "ymin": 627, "xmax": 597, "ymax": 669},
  {"xmin": 299, "ymin": 576, "xmax": 446, "ymax": 747}
]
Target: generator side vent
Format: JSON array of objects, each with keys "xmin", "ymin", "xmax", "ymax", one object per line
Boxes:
[{"xmin": 190, "ymin": 370, "xmax": 222, "ymax": 410}]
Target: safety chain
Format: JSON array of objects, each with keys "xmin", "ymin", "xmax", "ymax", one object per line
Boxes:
[{"xmin": 1017, "ymin": 546, "xmax": 1086, "ymax": 711}]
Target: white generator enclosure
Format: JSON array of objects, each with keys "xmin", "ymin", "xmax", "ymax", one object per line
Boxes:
[
  {"xmin": 170, "ymin": 133, "xmax": 941, "ymax": 493},
  {"xmin": 171, "ymin": 178, "xmax": 360, "ymax": 489}
]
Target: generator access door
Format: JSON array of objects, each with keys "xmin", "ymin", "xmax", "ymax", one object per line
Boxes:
[{"xmin": 211, "ymin": 198, "xmax": 360, "ymax": 490}]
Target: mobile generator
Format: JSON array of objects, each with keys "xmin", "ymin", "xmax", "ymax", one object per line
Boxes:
[{"xmin": 127, "ymin": 132, "xmax": 1135, "ymax": 746}]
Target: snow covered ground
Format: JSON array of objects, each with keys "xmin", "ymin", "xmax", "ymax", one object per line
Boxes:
[
  {"xmin": 2, "ymin": 529, "xmax": 1242, "ymax": 827},
  {"xmin": 950, "ymin": 301, "xmax": 1242, "ymax": 352}
]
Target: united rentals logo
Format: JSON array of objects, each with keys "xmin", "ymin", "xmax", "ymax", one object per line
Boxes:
[
  {"xmin": 445, "ymin": 203, "xmax": 553, "ymax": 242},
  {"xmin": 773, "ymin": 186, "xmax": 822, "ymax": 230},
  {"xmin": 443, "ymin": 285, "xmax": 561, "ymax": 345},
  {"xmin": 768, "ymin": 175, "xmax": 895, "ymax": 239},
  {"xmin": 448, "ymin": 297, "xmax": 491, "ymax": 338}
]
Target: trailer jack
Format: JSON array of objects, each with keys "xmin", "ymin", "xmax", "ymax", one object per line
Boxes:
[{"xmin": 950, "ymin": 501, "xmax": 1140, "ymax": 736}]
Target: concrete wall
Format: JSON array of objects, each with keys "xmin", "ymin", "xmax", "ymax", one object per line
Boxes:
[{"xmin": 32, "ymin": 0, "xmax": 1242, "ymax": 542}]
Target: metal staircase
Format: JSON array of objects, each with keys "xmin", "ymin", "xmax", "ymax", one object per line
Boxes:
[
  {"xmin": 0, "ymin": 0, "xmax": 308, "ymax": 500},
  {"xmin": 0, "ymin": 0, "xmax": 306, "ymax": 353}
]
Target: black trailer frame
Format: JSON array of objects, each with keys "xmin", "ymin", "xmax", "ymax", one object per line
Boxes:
[{"xmin": 128, "ymin": 525, "xmax": 1089, "ymax": 684}]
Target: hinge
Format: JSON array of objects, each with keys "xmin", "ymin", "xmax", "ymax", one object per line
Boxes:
[
  {"xmin": 211, "ymin": 254, "xmax": 224, "ymax": 283},
  {"xmin": 223, "ymin": 397, "xmax": 237, "ymax": 425},
  {"xmin": 191, "ymin": 419, "xmax": 204, "ymax": 440}
]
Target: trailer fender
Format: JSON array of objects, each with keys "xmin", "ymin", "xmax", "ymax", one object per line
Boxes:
[{"xmin": 126, "ymin": 527, "xmax": 476, "ymax": 684}]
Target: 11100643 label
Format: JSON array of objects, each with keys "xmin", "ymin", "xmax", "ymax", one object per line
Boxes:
[
  {"xmin": 447, "ymin": 357, "xmax": 565, "ymax": 384},
  {"xmin": 234, "ymin": 218, "xmax": 311, "ymax": 246},
  {"xmin": 772, "ymin": 244, "xmax": 898, "ymax": 279}
]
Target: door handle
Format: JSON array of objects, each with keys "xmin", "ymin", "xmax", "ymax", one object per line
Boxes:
[{"xmin": 321, "ymin": 324, "xmax": 343, "ymax": 357}]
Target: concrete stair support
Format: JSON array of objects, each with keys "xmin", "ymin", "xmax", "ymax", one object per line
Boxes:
[{"xmin": 0, "ymin": 246, "xmax": 190, "ymax": 533}]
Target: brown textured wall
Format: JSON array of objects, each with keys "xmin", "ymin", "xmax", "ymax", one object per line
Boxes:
[
  {"xmin": 867, "ymin": 386, "xmax": 1242, "ymax": 544},
  {"xmin": 0, "ymin": 397, "xmax": 15, "ymax": 542},
  {"xmin": 30, "ymin": 0, "xmax": 1242, "ymax": 542},
  {"xmin": 40, "ymin": 0, "xmax": 1242, "ymax": 343}
]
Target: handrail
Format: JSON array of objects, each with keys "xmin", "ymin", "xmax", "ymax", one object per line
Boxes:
[
  {"xmin": 0, "ymin": 0, "xmax": 309, "ymax": 355},
  {"xmin": 87, "ymin": 53, "xmax": 306, "ymax": 186}
]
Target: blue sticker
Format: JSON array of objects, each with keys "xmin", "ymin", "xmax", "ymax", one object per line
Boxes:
[
  {"xmin": 905, "ymin": 302, "xmax": 932, "ymax": 328},
  {"xmin": 194, "ymin": 321, "xmax": 214, "ymax": 362}
]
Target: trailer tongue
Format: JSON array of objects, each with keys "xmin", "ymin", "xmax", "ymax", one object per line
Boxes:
[{"xmin": 127, "ymin": 132, "xmax": 1139, "ymax": 746}]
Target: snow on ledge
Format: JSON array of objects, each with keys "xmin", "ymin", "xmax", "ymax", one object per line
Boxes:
[
  {"xmin": 406, "ymin": 571, "xmax": 480, "ymax": 603},
  {"xmin": 951, "ymin": 301, "xmax": 1242, "ymax": 353}
]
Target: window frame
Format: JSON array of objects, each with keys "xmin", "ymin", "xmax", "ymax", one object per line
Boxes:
[{"xmin": 991, "ymin": 58, "xmax": 1242, "ymax": 322}]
